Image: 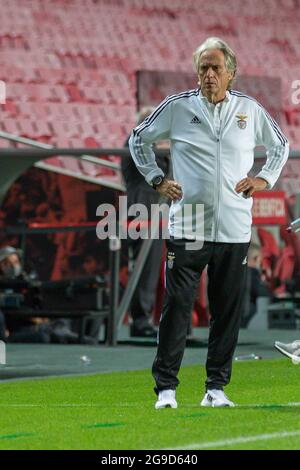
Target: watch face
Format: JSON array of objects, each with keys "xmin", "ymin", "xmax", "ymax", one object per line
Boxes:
[{"xmin": 153, "ymin": 176, "xmax": 163, "ymax": 186}]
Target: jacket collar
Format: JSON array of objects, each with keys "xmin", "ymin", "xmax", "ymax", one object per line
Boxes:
[{"xmin": 198, "ymin": 88, "xmax": 231, "ymax": 104}]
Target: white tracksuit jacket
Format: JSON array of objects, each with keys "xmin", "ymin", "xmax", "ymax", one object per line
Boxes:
[{"xmin": 129, "ymin": 88, "xmax": 289, "ymax": 243}]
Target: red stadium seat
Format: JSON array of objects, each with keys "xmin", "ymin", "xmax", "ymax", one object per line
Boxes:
[{"xmin": 0, "ymin": 0, "xmax": 298, "ymax": 150}]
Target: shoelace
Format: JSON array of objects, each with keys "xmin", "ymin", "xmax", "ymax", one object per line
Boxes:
[{"xmin": 208, "ymin": 391, "xmax": 230, "ymax": 402}]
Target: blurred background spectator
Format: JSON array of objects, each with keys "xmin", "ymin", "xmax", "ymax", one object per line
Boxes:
[{"xmin": 242, "ymin": 244, "xmax": 272, "ymax": 328}]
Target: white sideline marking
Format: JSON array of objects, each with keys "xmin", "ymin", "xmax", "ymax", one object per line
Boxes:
[
  {"xmin": 0, "ymin": 403, "xmax": 139, "ymax": 408},
  {"xmin": 166, "ymin": 430, "xmax": 300, "ymax": 450},
  {"xmin": 0, "ymin": 402, "xmax": 300, "ymax": 409},
  {"xmin": 238, "ymin": 402, "xmax": 300, "ymax": 408}
]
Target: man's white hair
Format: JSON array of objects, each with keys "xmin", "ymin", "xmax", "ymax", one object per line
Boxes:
[{"xmin": 193, "ymin": 37, "xmax": 237, "ymax": 89}]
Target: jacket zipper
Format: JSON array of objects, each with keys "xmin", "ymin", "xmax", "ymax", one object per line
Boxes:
[{"xmin": 214, "ymin": 127, "xmax": 222, "ymax": 241}]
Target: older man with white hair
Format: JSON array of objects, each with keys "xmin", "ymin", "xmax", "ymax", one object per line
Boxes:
[{"xmin": 129, "ymin": 37, "xmax": 289, "ymax": 409}]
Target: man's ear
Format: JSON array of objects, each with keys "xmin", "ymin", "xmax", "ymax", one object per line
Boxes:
[
  {"xmin": 227, "ymin": 71, "xmax": 234, "ymax": 80},
  {"xmin": 228, "ymin": 70, "xmax": 236, "ymax": 83}
]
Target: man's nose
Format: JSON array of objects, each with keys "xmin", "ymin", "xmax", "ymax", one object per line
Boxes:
[{"xmin": 206, "ymin": 67, "xmax": 215, "ymax": 78}]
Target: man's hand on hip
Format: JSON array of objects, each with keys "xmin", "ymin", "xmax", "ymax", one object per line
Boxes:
[
  {"xmin": 235, "ymin": 177, "xmax": 268, "ymax": 198},
  {"xmin": 156, "ymin": 179, "xmax": 183, "ymax": 201}
]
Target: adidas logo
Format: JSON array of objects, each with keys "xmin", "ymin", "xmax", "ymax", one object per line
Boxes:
[{"xmin": 190, "ymin": 115, "xmax": 201, "ymax": 124}]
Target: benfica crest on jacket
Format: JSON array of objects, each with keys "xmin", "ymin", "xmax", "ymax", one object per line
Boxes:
[{"xmin": 236, "ymin": 113, "xmax": 248, "ymax": 129}]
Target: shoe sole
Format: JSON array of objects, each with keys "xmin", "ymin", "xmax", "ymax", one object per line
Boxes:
[
  {"xmin": 201, "ymin": 402, "xmax": 232, "ymax": 408},
  {"xmin": 155, "ymin": 403, "xmax": 178, "ymax": 409},
  {"xmin": 274, "ymin": 343, "xmax": 300, "ymax": 363}
]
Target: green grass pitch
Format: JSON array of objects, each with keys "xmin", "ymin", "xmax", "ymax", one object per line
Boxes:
[{"xmin": 0, "ymin": 359, "xmax": 300, "ymax": 450}]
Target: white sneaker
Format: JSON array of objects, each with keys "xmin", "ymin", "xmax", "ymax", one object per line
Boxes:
[
  {"xmin": 155, "ymin": 389, "xmax": 177, "ymax": 409},
  {"xmin": 275, "ymin": 340, "xmax": 300, "ymax": 364},
  {"xmin": 201, "ymin": 389, "xmax": 235, "ymax": 407}
]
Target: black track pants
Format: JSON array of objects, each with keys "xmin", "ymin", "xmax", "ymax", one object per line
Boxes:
[{"xmin": 152, "ymin": 238, "xmax": 249, "ymax": 393}]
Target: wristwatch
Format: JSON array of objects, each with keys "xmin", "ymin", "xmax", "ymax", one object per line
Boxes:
[{"xmin": 151, "ymin": 175, "xmax": 164, "ymax": 190}]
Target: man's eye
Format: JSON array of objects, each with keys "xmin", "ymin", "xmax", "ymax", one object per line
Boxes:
[{"xmin": 199, "ymin": 66, "xmax": 220, "ymax": 73}]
